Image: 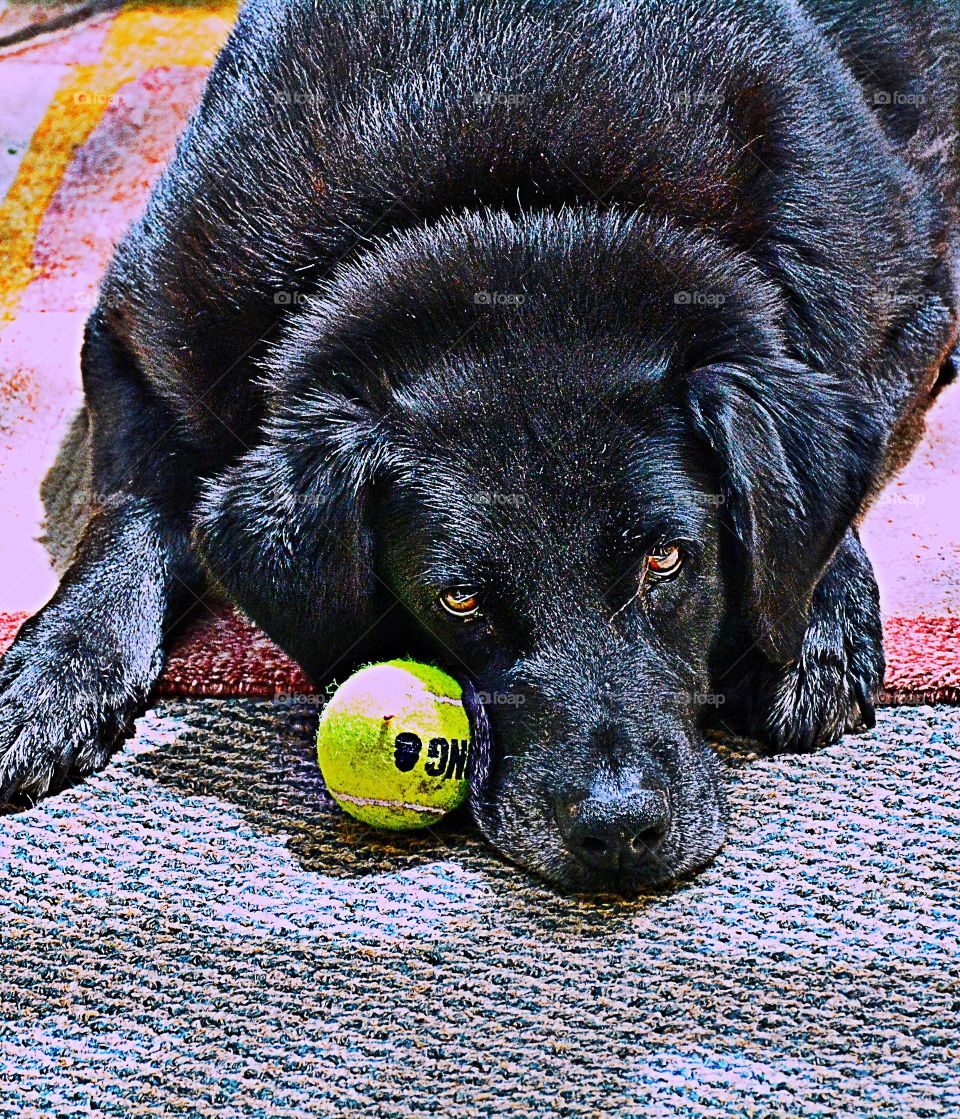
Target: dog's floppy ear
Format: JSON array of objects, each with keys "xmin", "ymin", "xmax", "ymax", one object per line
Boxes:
[
  {"xmin": 193, "ymin": 392, "xmax": 386, "ymax": 681},
  {"xmin": 688, "ymin": 360, "xmax": 883, "ymax": 664}
]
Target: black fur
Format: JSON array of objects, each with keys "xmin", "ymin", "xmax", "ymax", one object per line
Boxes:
[{"xmin": 1, "ymin": 0, "xmax": 957, "ymax": 892}]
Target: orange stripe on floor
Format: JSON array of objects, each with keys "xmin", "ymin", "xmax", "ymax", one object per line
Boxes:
[{"xmin": 0, "ymin": 0, "xmax": 237, "ymax": 320}]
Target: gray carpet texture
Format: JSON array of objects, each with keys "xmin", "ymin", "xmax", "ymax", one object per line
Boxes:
[{"xmin": 1, "ymin": 699, "xmax": 958, "ymax": 1118}]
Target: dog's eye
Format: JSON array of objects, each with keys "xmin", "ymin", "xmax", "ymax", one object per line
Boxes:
[
  {"xmin": 439, "ymin": 587, "xmax": 480, "ymax": 617},
  {"xmin": 646, "ymin": 544, "xmax": 684, "ymax": 580}
]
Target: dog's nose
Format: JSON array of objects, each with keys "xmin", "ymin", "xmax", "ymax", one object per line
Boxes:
[{"xmin": 556, "ymin": 783, "xmax": 671, "ymax": 875}]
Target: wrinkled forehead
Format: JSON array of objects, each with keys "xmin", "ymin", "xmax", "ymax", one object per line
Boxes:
[
  {"xmin": 386, "ymin": 346, "xmax": 679, "ymax": 477},
  {"xmin": 380, "ymin": 377, "xmax": 718, "ymax": 584}
]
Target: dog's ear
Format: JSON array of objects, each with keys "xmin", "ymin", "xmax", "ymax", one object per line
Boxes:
[
  {"xmin": 193, "ymin": 393, "xmax": 387, "ymax": 681},
  {"xmin": 688, "ymin": 360, "xmax": 883, "ymax": 664}
]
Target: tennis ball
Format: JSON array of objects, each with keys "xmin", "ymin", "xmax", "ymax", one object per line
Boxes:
[{"xmin": 316, "ymin": 659, "xmax": 471, "ymax": 830}]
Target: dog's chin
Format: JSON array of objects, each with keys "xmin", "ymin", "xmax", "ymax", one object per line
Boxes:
[
  {"xmin": 470, "ymin": 744, "xmax": 728, "ymax": 896},
  {"xmin": 478, "ymin": 824, "xmax": 726, "ymax": 896},
  {"xmin": 471, "ymin": 783, "xmax": 727, "ymax": 897}
]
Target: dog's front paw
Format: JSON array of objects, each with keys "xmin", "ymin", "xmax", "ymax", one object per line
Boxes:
[
  {"xmin": 0, "ymin": 615, "xmax": 159, "ymax": 805},
  {"xmin": 756, "ymin": 531, "xmax": 884, "ymax": 755},
  {"xmin": 759, "ymin": 621, "xmax": 882, "ymax": 754}
]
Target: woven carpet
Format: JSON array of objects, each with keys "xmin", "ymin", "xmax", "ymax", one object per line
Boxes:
[
  {"xmin": 2, "ymin": 700, "xmax": 958, "ymax": 1117},
  {"xmin": 1, "ymin": 7, "xmax": 959, "ymax": 1117}
]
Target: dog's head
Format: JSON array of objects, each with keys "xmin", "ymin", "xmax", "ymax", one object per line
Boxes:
[{"xmin": 195, "ymin": 210, "xmax": 881, "ymax": 892}]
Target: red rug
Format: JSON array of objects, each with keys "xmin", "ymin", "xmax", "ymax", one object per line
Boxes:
[
  {"xmin": 2, "ymin": 607, "xmax": 956, "ymax": 704},
  {"xmin": 0, "ymin": 4, "xmax": 957, "ymax": 704}
]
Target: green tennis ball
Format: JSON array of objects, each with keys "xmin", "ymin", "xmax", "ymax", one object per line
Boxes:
[{"xmin": 316, "ymin": 659, "xmax": 471, "ymax": 830}]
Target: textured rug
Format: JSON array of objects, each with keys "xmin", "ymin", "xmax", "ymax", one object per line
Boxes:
[
  {"xmin": 1, "ymin": 7, "xmax": 959, "ymax": 1117},
  {"xmin": 0, "ymin": 1, "xmax": 958, "ymax": 704},
  {"xmin": 1, "ymin": 699, "xmax": 958, "ymax": 1117}
]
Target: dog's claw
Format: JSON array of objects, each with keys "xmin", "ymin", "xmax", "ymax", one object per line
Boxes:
[
  {"xmin": 852, "ymin": 677, "xmax": 876, "ymax": 731},
  {"xmin": 49, "ymin": 742, "xmax": 80, "ymax": 792}
]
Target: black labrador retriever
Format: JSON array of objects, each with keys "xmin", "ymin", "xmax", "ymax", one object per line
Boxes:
[{"xmin": 1, "ymin": 0, "xmax": 957, "ymax": 893}]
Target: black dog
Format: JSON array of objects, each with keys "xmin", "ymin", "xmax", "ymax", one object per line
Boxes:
[{"xmin": 1, "ymin": 0, "xmax": 957, "ymax": 893}]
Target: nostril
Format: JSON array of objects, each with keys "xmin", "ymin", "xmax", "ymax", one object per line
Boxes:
[
  {"xmin": 629, "ymin": 824, "xmax": 667, "ymax": 853},
  {"xmin": 579, "ymin": 834, "xmax": 610, "ymax": 857},
  {"xmin": 556, "ymin": 782, "xmax": 671, "ymax": 875}
]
